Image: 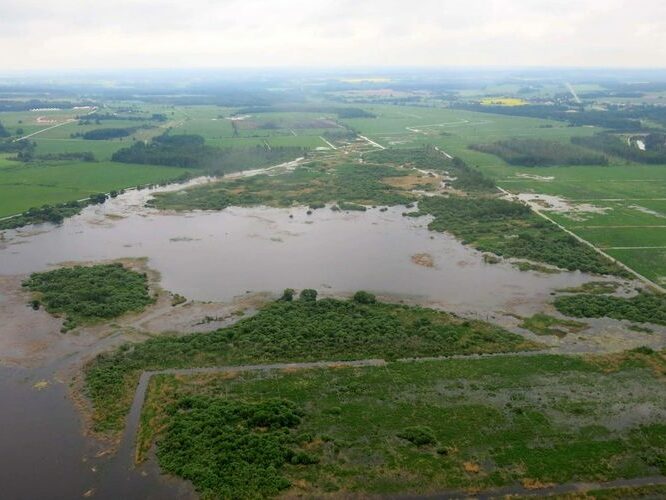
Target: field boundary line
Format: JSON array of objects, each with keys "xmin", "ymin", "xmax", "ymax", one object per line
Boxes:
[
  {"xmin": 497, "ymin": 186, "xmax": 666, "ymax": 293},
  {"xmin": 572, "ymin": 225, "xmax": 666, "ymax": 229},
  {"xmin": 13, "ymin": 119, "xmax": 76, "ymax": 142},
  {"xmin": 358, "ymin": 135, "xmax": 386, "ymax": 150},
  {"xmin": 319, "ymin": 136, "xmax": 337, "ymax": 150},
  {"xmin": 13, "ymin": 107, "xmax": 98, "ymax": 142},
  {"xmin": 602, "ymin": 246, "xmax": 666, "ymax": 250}
]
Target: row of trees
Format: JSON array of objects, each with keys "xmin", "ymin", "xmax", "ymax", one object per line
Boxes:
[
  {"xmin": 471, "ymin": 138, "xmax": 608, "ymax": 167},
  {"xmin": 73, "ymin": 127, "xmax": 135, "ymax": 140},
  {"xmin": 456, "ymin": 103, "xmax": 646, "ymax": 131},
  {"xmin": 112, "ymin": 133, "xmax": 305, "ymax": 174},
  {"xmin": 572, "ymin": 133, "xmax": 666, "ymax": 164}
]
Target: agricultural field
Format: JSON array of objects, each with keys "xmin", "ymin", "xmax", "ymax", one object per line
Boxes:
[
  {"xmin": 171, "ymin": 110, "xmax": 342, "ymax": 150},
  {"xmin": 0, "ymin": 156, "xmax": 195, "ymax": 218},
  {"xmin": 138, "ymin": 350, "xmax": 666, "ymax": 498},
  {"xmin": 491, "ymin": 164, "xmax": 666, "ymax": 285}
]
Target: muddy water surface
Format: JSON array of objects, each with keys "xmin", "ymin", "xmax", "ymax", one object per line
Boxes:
[{"xmin": 1, "ymin": 189, "xmax": 596, "ymax": 316}]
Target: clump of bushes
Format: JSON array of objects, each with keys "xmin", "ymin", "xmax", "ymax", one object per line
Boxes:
[
  {"xmin": 555, "ymin": 291, "xmax": 666, "ymax": 326},
  {"xmin": 397, "ymin": 426, "xmax": 437, "ymax": 446},
  {"xmin": 353, "ymin": 291, "xmax": 376, "ymax": 304},
  {"xmin": 22, "ymin": 263, "xmax": 154, "ymax": 331},
  {"xmin": 158, "ymin": 397, "xmax": 312, "ymax": 498}
]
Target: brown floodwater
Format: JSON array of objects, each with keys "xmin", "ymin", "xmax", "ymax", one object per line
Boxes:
[{"xmin": 0, "ymin": 187, "xmax": 598, "ymax": 316}]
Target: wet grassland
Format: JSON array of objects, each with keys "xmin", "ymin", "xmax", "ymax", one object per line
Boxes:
[{"xmin": 137, "ymin": 348, "xmax": 666, "ymax": 498}]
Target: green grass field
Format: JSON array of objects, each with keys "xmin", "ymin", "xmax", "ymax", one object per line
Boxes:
[
  {"xmin": 33, "ymin": 139, "xmax": 126, "ymax": 161},
  {"xmin": 487, "ymin": 164, "xmax": 666, "ymax": 284},
  {"xmin": 0, "ymin": 157, "xmax": 195, "ymax": 217}
]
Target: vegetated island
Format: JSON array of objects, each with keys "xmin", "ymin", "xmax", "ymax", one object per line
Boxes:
[{"xmin": 23, "ymin": 263, "xmax": 155, "ymax": 332}]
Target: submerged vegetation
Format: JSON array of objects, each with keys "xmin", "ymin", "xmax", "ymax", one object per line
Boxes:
[
  {"xmin": 519, "ymin": 313, "xmax": 588, "ymax": 337},
  {"xmin": 412, "ymin": 196, "xmax": 626, "ymax": 276},
  {"xmin": 85, "ymin": 292, "xmax": 536, "ymax": 431},
  {"xmin": 363, "ymin": 146, "xmax": 496, "ymax": 192},
  {"xmin": 150, "ymin": 161, "xmax": 416, "ymax": 210},
  {"xmin": 23, "ymin": 263, "xmax": 154, "ymax": 331},
  {"xmin": 0, "ymin": 193, "xmax": 109, "ymax": 230}
]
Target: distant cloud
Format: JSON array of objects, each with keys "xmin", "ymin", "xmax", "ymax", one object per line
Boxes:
[{"xmin": 0, "ymin": 0, "xmax": 664, "ymax": 70}]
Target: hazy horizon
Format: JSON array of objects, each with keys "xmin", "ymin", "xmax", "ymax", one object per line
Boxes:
[{"xmin": 1, "ymin": 0, "xmax": 665, "ymax": 71}]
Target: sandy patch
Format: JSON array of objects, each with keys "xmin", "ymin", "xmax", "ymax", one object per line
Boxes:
[
  {"xmin": 629, "ymin": 204, "xmax": 665, "ymax": 219},
  {"xmin": 383, "ymin": 174, "xmax": 440, "ymax": 190}
]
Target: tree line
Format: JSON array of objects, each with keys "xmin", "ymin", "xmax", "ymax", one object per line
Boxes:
[{"xmin": 471, "ymin": 138, "xmax": 608, "ymax": 167}]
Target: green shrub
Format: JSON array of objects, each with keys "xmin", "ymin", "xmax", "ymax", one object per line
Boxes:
[
  {"xmin": 353, "ymin": 291, "xmax": 377, "ymax": 304},
  {"xmin": 397, "ymin": 426, "xmax": 437, "ymax": 446},
  {"xmin": 299, "ymin": 289, "xmax": 318, "ymax": 302},
  {"xmin": 158, "ymin": 397, "xmax": 306, "ymax": 498}
]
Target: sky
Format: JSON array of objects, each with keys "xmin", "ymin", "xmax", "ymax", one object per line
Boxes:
[{"xmin": 1, "ymin": 0, "xmax": 665, "ymax": 71}]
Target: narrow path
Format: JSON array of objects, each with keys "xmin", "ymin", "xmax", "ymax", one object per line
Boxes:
[
  {"xmin": 603, "ymin": 245, "xmax": 666, "ymax": 250},
  {"xmin": 13, "ymin": 107, "xmax": 98, "ymax": 142},
  {"xmin": 319, "ymin": 136, "xmax": 338, "ymax": 150},
  {"xmin": 405, "ymin": 475, "xmax": 666, "ymax": 499},
  {"xmin": 571, "ymin": 225, "xmax": 666, "ymax": 229},
  {"xmin": 359, "ymin": 134, "xmax": 386, "ymax": 150},
  {"xmin": 116, "ymin": 359, "xmax": 388, "ymax": 468},
  {"xmin": 565, "ymin": 82, "xmax": 582, "ymax": 104},
  {"xmin": 13, "ymin": 119, "xmax": 76, "ymax": 142},
  {"xmin": 121, "ymin": 351, "xmax": 558, "ymax": 461},
  {"xmin": 433, "ymin": 145, "xmax": 453, "ymax": 160},
  {"xmin": 497, "ymin": 186, "xmax": 666, "ymax": 293}
]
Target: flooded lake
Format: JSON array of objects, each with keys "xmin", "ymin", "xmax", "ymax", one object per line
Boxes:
[
  {"xmin": 1, "ymin": 186, "xmax": 595, "ymax": 315},
  {"xmin": 0, "ymin": 183, "xmax": 615, "ymax": 499}
]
